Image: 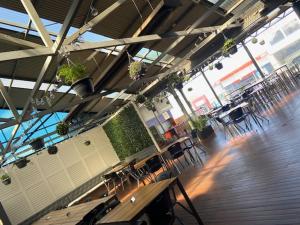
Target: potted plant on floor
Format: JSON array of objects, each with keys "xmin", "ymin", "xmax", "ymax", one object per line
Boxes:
[
  {"xmin": 29, "ymin": 137, "xmax": 44, "ymax": 150},
  {"xmin": 222, "ymin": 38, "xmax": 237, "ymax": 55},
  {"xmin": 1, "ymin": 173, "xmax": 11, "ymax": 185},
  {"xmin": 215, "ymin": 62, "xmax": 223, "ymax": 70},
  {"xmin": 57, "ymin": 63, "xmax": 94, "ymax": 98},
  {"xmin": 128, "ymin": 61, "xmax": 146, "ymax": 80},
  {"xmin": 191, "ymin": 115, "xmax": 214, "ymax": 140},
  {"xmin": 56, "ymin": 122, "xmax": 69, "ymax": 136},
  {"xmin": 47, "ymin": 145, "xmax": 58, "ymax": 155},
  {"xmin": 15, "ymin": 158, "xmax": 30, "ymax": 169}
]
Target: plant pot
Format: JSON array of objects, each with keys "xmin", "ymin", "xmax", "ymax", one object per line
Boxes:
[
  {"xmin": 29, "ymin": 138, "xmax": 44, "ymax": 150},
  {"xmin": 15, "ymin": 159, "xmax": 29, "ymax": 169},
  {"xmin": 175, "ymin": 82, "xmax": 183, "ymax": 89},
  {"xmin": 47, "ymin": 146, "xmax": 58, "ymax": 155},
  {"xmin": 229, "ymin": 45, "xmax": 237, "ymax": 55},
  {"xmin": 71, "ymin": 77, "xmax": 94, "ymax": 98},
  {"xmin": 215, "ymin": 62, "xmax": 223, "ymax": 70},
  {"xmin": 197, "ymin": 125, "xmax": 214, "ymax": 140},
  {"xmin": 2, "ymin": 177, "xmax": 11, "ymax": 185}
]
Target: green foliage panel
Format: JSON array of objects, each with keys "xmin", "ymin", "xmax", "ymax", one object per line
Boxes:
[{"xmin": 103, "ymin": 105, "xmax": 154, "ymax": 160}]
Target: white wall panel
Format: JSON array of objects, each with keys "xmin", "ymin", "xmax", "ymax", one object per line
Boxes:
[
  {"xmin": 47, "ymin": 170, "xmax": 73, "ymax": 198},
  {"xmin": 0, "ymin": 126, "xmax": 119, "ymax": 224},
  {"xmin": 2, "ymin": 193, "xmax": 33, "ymax": 225}
]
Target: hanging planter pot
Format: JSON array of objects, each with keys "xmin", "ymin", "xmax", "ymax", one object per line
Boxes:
[
  {"xmin": 1, "ymin": 174, "xmax": 11, "ymax": 185},
  {"xmin": 128, "ymin": 61, "xmax": 146, "ymax": 80},
  {"xmin": 47, "ymin": 146, "xmax": 58, "ymax": 155},
  {"xmin": 71, "ymin": 77, "xmax": 94, "ymax": 98},
  {"xmin": 259, "ymin": 40, "xmax": 265, "ymax": 45},
  {"xmin": 222, "ymin": 38, "xmax": 237, "ymax": 56},
  {"xmin": 215, "ymin": 62, "xmax": 223, "ymax": 70},
  {"xmin": 208, "ymin": 64, "xmax": 214, "ymax": 70},
  {"xmin": 229, "ymin": 45, "xmax": 237, "ymax": 55},
  {"xmin": 188, "ymin": 87, "xmax": 193, "ymax": 92},
  {"xmin": 84, "ymin": 140, "xmax": 91, "ymax": 146},
  {"xmin": 15, "ymin": 158, "xmax": 30, "ymax": 169},
  {"xmin": 56, "ymin": 122, "xmax": 69, "ymax": 136},
  {"xmin": 175, "ymin": 82, "xmax": 183, "ymax": 90},
  {"xmin": 135, "ymin": 94, "xmax": 146, "ymax": 104},
  {"xmin": 57, "ymin": 63, "xmax": 94, "ymax": 98},
  {"xmin": 29, "ymin": 137, "xmax": 44, "ymax": 150},
  {"xmin": 251, "ymin": 37, "xmax": 258, "ymax": 44}
]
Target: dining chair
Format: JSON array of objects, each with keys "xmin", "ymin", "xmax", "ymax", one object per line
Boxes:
[
  {"xmin": 145, "ymin": 155, "xmax": 164, "ymax": 181},
  {"xmin": 145, "ymin": 189, "xmax": 185, "ymax": 225},
  {"xmin": 167, "ymin": 142, "xmax": 190, "ymax": 174},
  {"xmin": 215, "ymin": 117, "xmax": 236, "ymax": 139},
  {"xmin": 126, "ymin": 160, "xmax": 149, "ymax": 187},
  {"xmin": 228, "ymin": 107, "xmax": 251, "ymax": 133},
  {"xmin": 103, "ymin": 172, "xmax": 125, "ymax": 194}
]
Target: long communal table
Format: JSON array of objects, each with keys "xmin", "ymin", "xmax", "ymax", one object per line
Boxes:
[{"xmin": 97, "ymin": 177, "xmax": 204, "ymax": 225}]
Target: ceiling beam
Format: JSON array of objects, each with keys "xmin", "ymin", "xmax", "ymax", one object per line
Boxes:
[
  {"xmin": 20, "ymin": 0, "xmax": 53, "ymax": 47},
  {"xmin": 0, "ymin": 80, "xmax": 20, "ymax": 121},
  {"xmin": 64, "ymin": 0, "xmax": 127, "ymax": 45},
  {"xmin": 147, "ymin": 0, "xmax": 227, "ymax": 70},
  {"xmin": 2, "ymin": 0, "xmax": 83, "ymax": 157},
  {"xmin": 0, "ymin": 24, "xmax": 234, "ymax": 62},
  {"xmin": 0, "ymin": 32, "xmax": 43, "ymax": 48}
]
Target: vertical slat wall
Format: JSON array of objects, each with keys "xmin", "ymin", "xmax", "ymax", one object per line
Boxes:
[{"xmin": 0, "ymin": 126, "xmax": 119, "ymax": 225}]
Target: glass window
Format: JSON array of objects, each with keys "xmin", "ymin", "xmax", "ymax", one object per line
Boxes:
[{"xmin": 282, "ymin": 18, "xmax": 300, "ymax": 36}]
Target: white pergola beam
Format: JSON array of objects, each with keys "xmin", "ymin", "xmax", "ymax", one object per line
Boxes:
[
  {"xmin": 0, "ymin": 32, "xmax": 43, "ymax": 48},
  {"xmin": 0, "ymin": 25, "xmax": 233, "ymax": 62},
  {"xmin": 20, "ymin": 0, "xmax": 53, "ymax": 47},
  {"xmin": 64, "ymin": 0, "xmax": 127, "ymax": 45},
  {"xmin": 0, "ymin": 80, "xmax": 20, "ymax": 121}
]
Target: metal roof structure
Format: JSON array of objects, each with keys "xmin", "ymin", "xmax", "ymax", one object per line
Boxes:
[{"xmin": 0, "ymin": 0, "xmax": 291, "ymax": 164}]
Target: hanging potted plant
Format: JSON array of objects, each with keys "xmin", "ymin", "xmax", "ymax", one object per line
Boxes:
[
  {"xmin": 47, "ymin": 145, "xmax": 58, "ymax": 155},
  {"xmin": 259, "ymin": 39, "xmax": 265, "ymax": 45},
  {"xmin": 222, "ymin": 38, "xmax": 237, "ymax": 55},
  {"xmin": 191, "ymin": 115, "xmax": 214, "ymax": 140},
  {"xmin": 128, "ymin": 61, "xmax": 146, "ymax": 80},
  {"xmin": 144, "ymin": 99, "xmax": 156, "ymax": 112},
  {"xmin": 29, "ymin": 137, "xmax": 44, "ymax": 150},
  {"xmin": 188, "ymin": 87, "xmax": 193, "ymax": 92},
  {"xmin": 251, "ymin": 37, "xmax": 258, "ymax": 44},
  {"xmin": 215, "ymin": 62, "xmax": 223, "ymax": 70},
  {"xmin": 57, "ymin": 63, "xmax": 94, "ymax": 98},
  {"xmin": 56, "ymin": 122, "xmax": 69, "ymax": 136},
  {"xmin": 15, "ymin": 158, "xmax": 30, "ymax": 169},
  {"xmin": 168, "ymin": 73, "xmax": 187, "ymax": 90},
  {"xmin": 208, "ymin": 64, "xmax": 214, "ymax": 70},
  {"xmin": 135, "ymin": 94, "xmax": 146, "ymax": 104},
  {"xmin": 1, "ymin": 173, "xmax": 11, "ymax": 185}
]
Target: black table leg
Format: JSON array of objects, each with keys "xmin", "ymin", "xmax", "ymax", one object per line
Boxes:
[{"xmin": 176, "ymin": 178, "xmax": 204, "ymax": 225}]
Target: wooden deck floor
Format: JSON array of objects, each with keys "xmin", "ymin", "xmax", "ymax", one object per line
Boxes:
[{"xmin": 174, "ymin": 91, "xmax": 300, "ymax": 225}]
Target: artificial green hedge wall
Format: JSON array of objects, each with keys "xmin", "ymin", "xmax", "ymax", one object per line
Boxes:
[{"xmin": 103, "ymin": 105, "xmax": 154, "ymax": 160}]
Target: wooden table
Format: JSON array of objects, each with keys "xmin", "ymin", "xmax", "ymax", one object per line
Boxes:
[
  {"xmin": 134, "ymin": 154, "xmax": 157, "ymax": 170},
  {"xmin": 219, "ymin": 102, "xmax": 249, "ymax": 119},
  {"xmin": 98, "ymin": 177, "xmax": 204, "ymax": 225},
  {"xmin": 33, "ymin": 196, "xmax": 115, "ymax": 225},
  {"xmin": 105, "ymin": 162, "xmax": 130, "ymax": 175}
]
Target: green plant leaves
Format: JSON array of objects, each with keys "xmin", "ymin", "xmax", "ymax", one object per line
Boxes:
[
  {"xmin": 103, "ymin": 105, "xmax": 154, "ymax": 160},
  {"xmin": 57, "ymin": 63, "xmax": 87, "ymax": 85}
]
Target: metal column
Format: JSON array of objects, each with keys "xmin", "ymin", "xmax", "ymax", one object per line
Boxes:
[
  {"xmin": 241, "ymin": 41, "xmax": 265, "ymax": 78},
  {"xmin": 200, "ymin": 69, "xmax": 223, "ymax": 106},
  {"xmin": 293, "ymin": 1, "xmax": 300, "ymax": 19}
]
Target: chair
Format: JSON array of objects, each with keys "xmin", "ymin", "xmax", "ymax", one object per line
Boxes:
[
  {"xmin": 228, "ymin": 107, "xmax": 251, "ymax": 132},
  {"xmin": 126, "ymin": 159, "xmax": 149, "ymax": 187},
  {"xmin": 167, "ymin": 142, "xmax": 190, "ymax": 174},
  {"xmin": 221, "ymin": 104, "xmax": 231, "ymax": 112},
  {"xmin": 103, "ymin": 172, "xmax": 125, "ymax": 194},
  {"xmin": 182, "ymin": 138, "xmax": 204, "ymax": 166},
  {"xmin": 215, "ymin": 117, "xmax": 236, "ymax": 139},
  {"xmin": 145, "ymin": 155, "xmax": 164, "ymax": 181},
  {"xmin": 145, "ymin": 189, "xmax": 185, "ymax": 225}
]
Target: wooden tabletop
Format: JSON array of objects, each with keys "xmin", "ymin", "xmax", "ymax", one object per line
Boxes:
[
  {"xmin": 98, "ymin": 178, "xmax": 177, "ymax": 224},
  {"xmin": 33, "ymin": 196, "xmax": 114, "ymax": 225},
  {"xmin": 161, "ymin": 136, "xmax": 190, "ymax": 153},
  {"xmin": 105, "ymin": 162, "xmax": 130, "ymax": 175}
]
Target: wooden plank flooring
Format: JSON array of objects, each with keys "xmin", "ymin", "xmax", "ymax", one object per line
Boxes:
[{"xmin": 174, "ymin": 91, "xmax": 300, "ymax": 225}]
